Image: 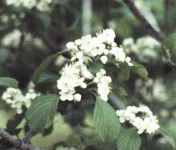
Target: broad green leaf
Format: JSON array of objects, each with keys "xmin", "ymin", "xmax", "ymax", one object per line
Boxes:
[
  {"xmin": 0, "ymin": 77, "xmax": 18, "ymax": 88},
  {"xmin": 160, "ymin": 127, "xmax": 176, "ymax": 149},
  {"xmin": 31, "ymin": 54, "xmax": 58, "ymax": 84},
  {"xmin": 132, "ymin": 63, "xmax": 148, "ymax": 80},
  {"xmin": 26, "ymin": 95, "xmax": 59, "ymax": 133},
  {"xmin": 93, "ymin": 97, "xmax": 120, "ymax": 142},
  {"xmin": 117, "ymin": 127, "xmax": 141, "ymax": 150}
]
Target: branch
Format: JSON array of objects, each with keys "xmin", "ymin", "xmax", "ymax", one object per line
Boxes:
[
  {"xmin": 122, "ymin": 0, "xmax": 164, "ymax": 41},
  {"xmin": 0, "ymin": 129, "xmax": 44, "ymax": 150}
]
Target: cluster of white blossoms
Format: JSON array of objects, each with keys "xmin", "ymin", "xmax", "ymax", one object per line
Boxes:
[
  {"xmin": 57, "ymin": 29, "xmax": 133, "ymax": 102},
  {"xmin": 1, "ymin": 29, "xmax": 22, "ymax": 47},
  {"xmin": 1, "ymin": 86, "xmax": 40, "ymax": 114},
  {"xmin": 94, "ymin": 69, "xmax": 112, "ymax": 101},
  {"xmin": 66, "ymin": 29, "xmax": 133, "ymax": 66},
  {"xmin": 6, "ymin": 0, "xmax": 52, "ymax": 11},
  {"xmin": 57, "ymin": 62, "xmax": 93, "ymax": 102},
  {"xmin": 57, "ymin": 29, "xmax": 133, "ymax": 101},
  {"xmin": 116, "ymin": 105, "xmax": 160, "ymax": 135},
  {"xmin": 122, "ymin": 36, "xmax": 161, "ymax": 62},
  {"xmin": 135, "ymin": 78, "xmax": 168, "ymax": 102}
]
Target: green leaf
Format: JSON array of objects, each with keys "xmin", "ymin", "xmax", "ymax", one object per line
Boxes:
[
  {"xmin": 117, "ymin": 127, "xmax": 141, "ymax": 150},
  {"xmin": 93, "ymin": 97, "xmax": 120, "ymax": 142},
  {"xmin": 118, "ymin": 63, "xmax": 130, "ymax": 82},
  {"xmin": 37, "ymin": 73, "xmax": 58, "ymax": 84},
  {"xmin": 26, "ymin": 94, "xmax": 59, "ymax": 133},
  {"xmin": 159, "ymin": 127, "xmax": 176, "ymax": 149},
  {"xmin": 132, "ymin": 63, "xmax": 148, "ymax": 80},
  {"xmin": 0, "ymin": 77, "xmax": 18, "ymax": 88},
  {"xmin": 31, "ymin": 54, "xmax": 58, "ymax": 84},
  {"xmin": 32, "ymin": 50, "xmax": 68, "ymax": 84},
  {"xmin": 89, "ymin": 62, "xmax": 103, "ymax": 74}
]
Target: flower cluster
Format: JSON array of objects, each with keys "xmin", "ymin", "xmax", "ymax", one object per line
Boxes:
[
  {"xmin": 57, "ymin": 62, "xmax": 93, "ymax": 102},
  {"xmin": 57, "ymin": 29, "xmax": 132, "ymax": 102},
  {"xmin": 135, "ymin": 78, "xmax": 168, "ymax": 102},
  {"xmin": 66, "ymin": 29, "xmax": 133, "ymax": 66},
  {"xmin": 122, "ymin": 36, "xmax": 161, "ymax": 62},
  {"xmin": 6, "ymin": 0, "xmax": 52, "ymax": 11},
  {"xmin": 116, "ymin": 105, "xmax": 160, "ymax": 134},
  {"xmin": 94, "ymin": 69, "xmax": 112, "ymax": 101},
  {"xmin": 1, "ymin": 29, "xmax": 22, "ymax": 47},
  {"xmin": 1, "ymin": 86, "xmax": 40, "ymax": 114}
]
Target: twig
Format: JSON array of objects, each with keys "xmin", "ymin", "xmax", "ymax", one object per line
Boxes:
[
  {"xmin": 0, "ymin": 129, "xmax": 44, "ymax": 150},
  {"xmin": 6, "ymin": 113, "xmax": 24, "ymax": 135},
  {"xmin": 122, "ymin": 0, "xmax": 164, "ymax": 41}
]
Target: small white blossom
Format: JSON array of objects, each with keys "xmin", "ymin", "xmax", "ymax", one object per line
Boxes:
[
  {"xmin": 136, "ymin": 36, "xmax": 161, "ymax": 50},
  {"xmin": 66, "ymin": 42, "xmax": 77, "ymax": 51},
  {"xmin": 100, "ymin": 55, "xmax": 108, "ymax": 64},
  {"xmin": 97, "ymin": 29, "xmax": 116, "ymax": 45},
  {"xmin": 116, "ymin": 105, "xmax": 160, "ymax": 134},
  {"xmin": 1, "ymin": 29, "xmax": 21, "ymax": 47},
  {"xmin": 74, "ymin": 93, "xmax": 82, "ymax": 102},
  {"xmin": 125, "ymin": 57, "xmax": 133, "ymax": 66},
  {"xmin": 110, "ymin": 47, "xmax": 126, "ymax": 62}
]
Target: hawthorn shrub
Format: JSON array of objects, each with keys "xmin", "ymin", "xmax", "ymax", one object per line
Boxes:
[{"xmin": 0, "ymin": 0, "xmax": 176, "ymax": 150}]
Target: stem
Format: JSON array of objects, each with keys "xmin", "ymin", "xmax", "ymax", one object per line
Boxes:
[{"xmin": 0, "ymin": 129, "xmax": 44, "ymax": 150}]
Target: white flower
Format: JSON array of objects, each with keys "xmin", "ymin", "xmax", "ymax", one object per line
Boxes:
[
  {"xmin": 58, "ymin": 29, "xmax": 133, "ymax": 102},
  {"xmin": 21, "ymin": 0, "xmax": 37, "ymax": 9},
  {"xmin": 94, "ymin": 69, "xmax": 111, "ymax": 101},
  {"xmin": 100, "ymin": 55, "xmax": 108, "ymax": 64},
  {"xmin": 122, "ymin": 38, "xmax": 137, "ymax": 53},
  {"xmin": 97, "ymin": 29, "xmax": 116, "ymax": 44},
  {"xmin": 143, "ymin": 116, "xmax": 160, "ymax": 134},
  {"xmin": 6, "ymin": 0, "xmax": 52, "ymax": 11},
  {"xmin": 65, "ymin": 28, "xmax": 133, "ymax": 66},
  {"xmin": 2, "ymin": 29, "xmax": 21, "ymax": 47},
  {"xmin": 136, "ymin": 36, "xmax": 161, "ymax": 50},
  {"xmin": 1, "ymin": 86, "xmax": 39, "ymax": 114},
  {"xmin": 116, "ymin": 105, "xmax": 160, "ymax": 135},
  {"xmin": 94, "ymin": 69, "xmax": 106, "ymax": 83},
  {"xmin": 110, "ymin": 47, "xmax": 126, "ymax": 62},
  {"xmin": 57, "ymin": 62, "xmax": 92, "ymax": 102},
  {"xmin": 66, "ymin": 42, "xmax": 77, "ymax": 51},
  {"xmin": 74, "ymin": 93, "xmax": 82, "ymax": 102},
  {"xmin": 80, "ymin": 63, "xmax": 93, "ymax": 79},
  {"xmin": 37, "ymin": 0, "xmax": 52, "ymax": 11},
  {"xmin": 153, "ymin": 79, "xmax": 167, "ymax": 102},
  {"xmin": 123, "ymin": 36, "xmax": 161, "ymax": 62},
  {"xmin": 125, "ymin": 57, "xmax": 133, "ymax": 66}
]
